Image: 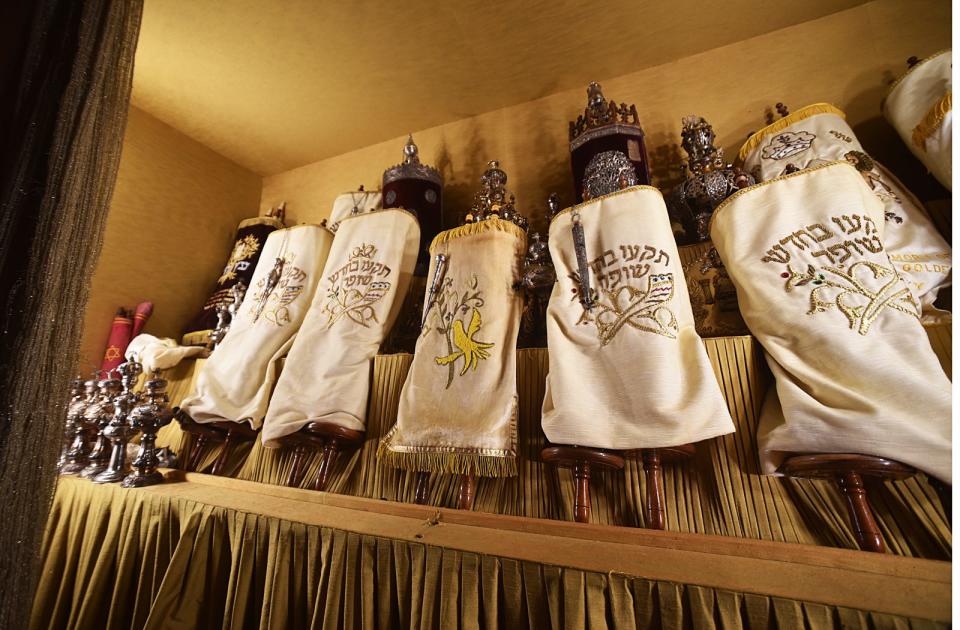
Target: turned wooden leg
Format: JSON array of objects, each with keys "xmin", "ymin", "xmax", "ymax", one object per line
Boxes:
[
  {"xmin": 837, "ymin": 471, "xmax": 884, "ymax": 553},
  {"xmin": 457, "ymin": 473, "xmax": 476, "ymax": 510},
  {"xmin": 312, "ymin": 441, "xmax": 340, "ymax": 492},
  {"xmin": 210, "ymin": 429, "xmax": 242, "ymax": 476},
  {"xmin": 413, "ymin": 471, "xmax": 430, "ymax": 505},
  {"xmin": 572, "ymin": 461, "xmax": 591, "ymax": 523},
  {"xmin": 643, "ymin": 449, "xmax": 665, "ymax": 530},
  {"xmin": 185, "ymin": 435, "xmax": 208, "ymax": 472},
  {"xmin": 285, "ymin": 443, "xmax": 311, "ymax": 487}
]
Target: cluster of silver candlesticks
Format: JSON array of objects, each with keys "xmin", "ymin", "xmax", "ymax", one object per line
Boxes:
[{"xmin": 58, "ymin": 360, "xmax": 176, "ymax": 487}]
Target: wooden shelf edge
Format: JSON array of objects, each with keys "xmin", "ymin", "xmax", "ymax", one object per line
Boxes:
[{"xmin": 59, "ymin": 472, "xmax": 950, "ymax": 621}]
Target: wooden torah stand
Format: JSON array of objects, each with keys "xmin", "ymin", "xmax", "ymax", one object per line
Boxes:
[
  {"xmin": 541, "ymin": 446, "xmax": 625, "ymax": 524},
  {"xmin": 411, "ymin": 471, "xmax": 477, "ymax": 510},
  {"xmin": 174, "ymin": 410, "xmax": 258, "ymax": 475},
  {"xmin": 280, "ymin": 422, "xmax": 365, "ymax": 491},
  {"xmin": 626, "ymin": 445, "xmax": 696, "ymax": 530},
  {"xmin": 778, "ymin": 454, "xmax": 915, "ymax": 553}
]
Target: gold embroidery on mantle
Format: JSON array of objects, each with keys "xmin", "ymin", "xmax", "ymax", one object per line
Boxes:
[
  {"xmin": 424, "ymin": 274, "xmax": 492, "ymax": 389},
  {"xmin": 321, "ymin": 243, "xmax": 392, "ymax": 329},
  {"xmin": 218, "ymin": 234, "xmax": 260, "ymax": 284},
  {"xmin": 591, "ymin": 273, "xmax": 678, "ymax": 345},
  {"xmin": 784, "ymin": 261, "xmax": 919, "ymax": 335}
]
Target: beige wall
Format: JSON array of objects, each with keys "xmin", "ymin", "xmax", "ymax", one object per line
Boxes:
[
  {"xmin": 260, "ymin": 0, "xmax": 950, "ymax": 234},
  {"xmin": 78, "ymin": 107, "xmax": 262, "ymax": 372}
]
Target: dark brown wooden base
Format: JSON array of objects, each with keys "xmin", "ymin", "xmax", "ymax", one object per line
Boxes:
[
  {"xmin": 630, "ymin": 445, "xmax": 696, "ymax": 530},
  {"xmin": 279, "ymin": 422, "xmax": 364, "ymax": 491},
  {"xmin": 778, "ymin": 453, "xmax": 915, "ymax": 553},
  {"xmin": 175, "ymin": 410, "xmax": 259, "ymax": 476},
  {"xmin": 541, "ymin": 445, "xmax": 625, "ymax": 524}
]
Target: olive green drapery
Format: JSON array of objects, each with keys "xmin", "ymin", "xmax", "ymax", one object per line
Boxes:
[
  {"xmin": 155, "ymin": 330, "xmax": 951, "ymax": 558},
  {"xmin": 0, "ymin": 1, "xmax": 142, "ymax": 627},
  {"xmin": 30, "ymin": 476, "xmax": 949, "ymax": 630}
]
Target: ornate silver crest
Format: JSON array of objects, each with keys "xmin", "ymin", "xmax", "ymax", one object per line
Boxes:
[{"xmin": 582, "ymin": 150, "xmax": 638, "ymax": 200}]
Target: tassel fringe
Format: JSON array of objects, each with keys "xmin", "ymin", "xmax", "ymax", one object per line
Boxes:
[
  {"xmin": 737, "ymin": 103, "xmax": 846, "ymax": 164},
  {"xmin": 377, "ymin": 440, "xmax": 518, "ymax": 478},
  {"xmin": 429, "ymin": 218, "xmax": 526, "ymax": 254},
  {"xmin": 912, "ymin": 91, "xmax": 952, "ymax": 151}
]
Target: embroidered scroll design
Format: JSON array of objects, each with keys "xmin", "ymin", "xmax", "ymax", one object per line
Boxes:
[
  {"xmin": 249, "ymin": 255, "xmax": 306, "ymax": 326},
  {"xmin": 591, "ymin": 273, "xmax": 678, "ymax": 345},
  {"xmin": 761, "ymin": 131, "xmax": 815, "ymax": 160},
  {"xmin": 321, "ymin": 243, "xmax": 393, "ymax": 329},
  {"xmin": 783, "ymin": 261, "xmax": 919, "ymax": 335},
  {"xmin": 570, "ymin": 241, "xmax": 678, "ymax": 344},
  {"xmin": 425, "ymin": 274, "xmax": 492, "ymax": 389},
  {"xmin": 218, "ymin": 234, "xmax": 260, "ymax": 284}
]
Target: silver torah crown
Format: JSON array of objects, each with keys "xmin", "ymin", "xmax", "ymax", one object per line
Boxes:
[
  {"xmin": 669, "ymin": 115, "xmax": 755, "ymax": 242},
  {"xmin": 464, "ymin": 160, "xmax": 528, "ymax": 230},
  {"xmin": 382, "ymin": 134, "xmax": 442, "ymax": 186},
  {"xmin": 582, "ymin": 150, "xmax": 638, "ymax": 200}
]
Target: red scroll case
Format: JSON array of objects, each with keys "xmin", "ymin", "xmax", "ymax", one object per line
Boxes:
[
  {"xmin": 101, "ymin": 308, "xmax": 133, "ymax": 372},
  {"xmin": 131, "ymin": 301, "xmax": 153, "ymax": 337}
]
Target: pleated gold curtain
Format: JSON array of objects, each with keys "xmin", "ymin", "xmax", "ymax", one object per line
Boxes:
[
  {"xmin": 31, "ymin": 478, "xmax": 948, "ymax": 630},
  {"xmin": 155, "ymin": 330, "xmax": 951, "ymax": 558}
]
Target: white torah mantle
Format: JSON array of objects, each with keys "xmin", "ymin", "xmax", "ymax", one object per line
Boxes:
[
  {"xmin": 180, "ymin": 225, "xmax": 333, "ymax": 428},
  {"xmin": 261, "ymin": 209, "xmax": 419, "ymax": 447},
  {"xmin": 378, "ymin": 219, "xmax": 526, "ymax": 477},
  {"xmin": 883, "ymin": 50, "xmax": 952, "ymax": 190},
  {"xmin": 739, "ymin": 103, "xmax": 950, "ymax": 314},
  {"xmin": 710, "ymin": 162, "xmax": 951, "ymax": 483},
  {"xmin": 540, "ymin": 186, "xmax": 735, "ymax": 450}
]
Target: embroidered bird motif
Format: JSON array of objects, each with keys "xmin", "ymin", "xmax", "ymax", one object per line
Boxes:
[{"xmin": 435, "ymin": 308, "xmax": 494, "ymax": 376}]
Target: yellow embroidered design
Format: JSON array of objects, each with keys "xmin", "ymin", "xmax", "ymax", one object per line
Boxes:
[
  {"xmin": 784, "ymin": 261, "xmax": 919, "ymax": 335},
  {"xmin": 584, "ymin": 273, "xmax": 678, "ymax": 345},
  {"xmin": 321, "ymin": 243, "xmax": 392, "ymax": 329},
  {"xmin": 425, "ymin": 274, "xmax": 492, "ymax": 389},
  {"xmin": 218, "ymin": 234, "xmax": 260, "ymax": 284},
  {"xmin": 435, "ymin": 308, "xmax": 494, "ymax": 376}
]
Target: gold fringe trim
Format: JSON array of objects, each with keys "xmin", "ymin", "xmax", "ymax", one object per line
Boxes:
[
  {"xmin": 377, "ymin": 441, "xmax": 518, "ymax": 477},
  {"xmin": 429, "ymin": 218, "xmax": 526, "ymax": 254},
  {"xmin": 737, "ymin": 103, "xmax": 846, "ymax": 164},
  {"xmin": 911, "ymin": 91, "xmax": 952, "ymax": 151},
  {"xmin": 238, "ymin": 216, "xmax": 284, "ymax": 229},
  {"xmin": 181, "ymin": 329, "xmax": 211, "ymax": 347}
]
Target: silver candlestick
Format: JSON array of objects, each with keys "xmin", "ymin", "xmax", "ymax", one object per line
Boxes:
[
  {"xmin": 79, "ymin": 372, "xmax": 124, "ymax": 479},
  {"xmin": 122, "ymin": 371, "xmax": 174, "ymax": 488},
  {"xmin": 93, "ymin": 361, "xmax": 143, "ymax": 484},
  {"xmin": 57, "ymin": 376, "xmax": 85, "ymax": 470},
  {"xmin": 59, "ymin": 374, "xmax": 99, "ymax": 474}
]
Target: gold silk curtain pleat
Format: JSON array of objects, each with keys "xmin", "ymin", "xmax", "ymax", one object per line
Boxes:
[
  {"xmin": 154, "ymin": 330, "xmax": 951, "ymax": 557},
  {"xmin": 30, "ymin": 478, "xmax": 948, "ymax": 630}
]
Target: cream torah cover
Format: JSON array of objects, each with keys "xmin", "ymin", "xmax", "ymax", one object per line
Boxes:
[
  {"xmin": 710, "ymin": 162, "xmax": 951, "ymax": 483},
  {"xmin": 739, "ymin": 103, "xmax": 950, "ymax": 314},
  {"xmin": 541, "ymin": 187, "xmax": 735, "ymax": 450},
  {"xmin": 379, "ymin": 219, "xmax": 526, "ymax": 477},
  {"xmin": 327, "ymin": 190, "xmax": 383, "ymax": 232},
  {"xmin": 261, "ymin": 210, "xmax": 419, "ymax": 447},
  {"xmin": 180, "ymin": 225, "xmax": 332, "ymax": 428},
  {"xmin": 884, "ymin": 50, "xmax": 952, "ymax": 190}
]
